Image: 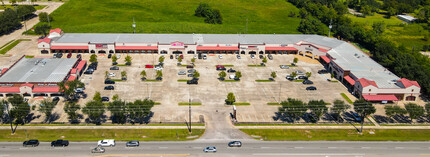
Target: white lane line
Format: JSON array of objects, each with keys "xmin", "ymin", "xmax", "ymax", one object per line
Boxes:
[
  {"xmin": 361, "ymin": 147, "xmax": 370, "ymax": 149},
  {"xmin": 260, "ymin": 147, "xmax": 271, "ymax": 149},
  {"xmin": 253, "ymin": 153, "xmax": 365, "ymax": 156},
  {"xmin": 395, "ymin": 147, "xmax": 404, "ymax": 149},
  {"xmin": 294, "ymin": 147, "xmax": 304, "ymax": 149},
  {"xmin": 328, "ymin": 147, "xmax": 337, "ymax": 149},
  {"xmin": 193, "ymin": 147, "xmax": 202, "ymax": 149},
  {"xmin": 159, "ymin": 147, "xmax": 168, "ymax": 149}
]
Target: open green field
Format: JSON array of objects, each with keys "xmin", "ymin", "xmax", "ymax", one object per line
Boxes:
[
  {"xmin": 0, "ymin": 129, "xmax": 204, "ymax": 141},
  {"xmin": 241, "ymin": 129, "xmax": 430, "ymax": 141},
  {"xmin": 1, "ymin": 5, "xmax": 46, "ymax": 10},
  {"xmin": 41, "ymin": 0, "xmax": 302, "ymax": 34}
]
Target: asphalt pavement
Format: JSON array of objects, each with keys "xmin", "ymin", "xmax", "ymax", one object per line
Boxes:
[{"xmin": 1, "ymin": 141, "xmax": 430, "ymax": 157}]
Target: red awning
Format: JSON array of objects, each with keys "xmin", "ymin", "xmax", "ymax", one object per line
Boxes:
[
  {"xmin": 265, "ymin": 47, "xmax": 298, "ymax": 51},
  {"xmin": 51, "ymin": 46, "xmax": 88, "ymax": 50},
  {"xmin": 1, "ymin": 68, "xmax": 8, "ymax": 74},
  {"xmin": 115, "ymin": 46, "xmax": 158, "ymax": 50},
  {"xmin": 32, "ymin": 87, "xmax": 60, "ymax": 93},
  {"xmin": 67, "ymin": 75, "xmax": 76, "ymax": 81},
  {"xmin": 320, "ymin": 56, "xmax": 330, "ymax": 63},
  {"xmin": 196, "ymin": 46, "xmax": 239, "ymax": 51},
  {"xmin": 0, "ymin": 87, "xmax": 20, "ymax": 93},
  {"xmin": 70, "ymin": 68, "xmax": 77, "ymax": 74},
  {"xmin": 344, "ymin": 76, "xmax": 355, "ymax": 85},
  {"xmin": 362, "ymin": 95, "xmax": 398, "ymax": 101},
  {"xmin": 319, "ymin": 48, "xmax": 329, "ymax": 52},
  {"xmin": 76, "ymin": 61, "xmax": 87, "ymax": 72}
]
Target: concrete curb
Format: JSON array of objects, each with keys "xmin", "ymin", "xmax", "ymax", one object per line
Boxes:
[{"xmin": 0, "ymin": 126, "xmax": 205, "ymax": 130}]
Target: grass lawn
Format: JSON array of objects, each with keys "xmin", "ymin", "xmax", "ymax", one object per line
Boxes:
[
  {"xmin": 178, "ymin": 102, "xmax": 201, "ymax": 105},
  {"xmin": 341, "ymin": 93, "xmax": 353, "ymax": 104},
  {"xmin": 216, "ymin": 65, "xmax": 234, "ymax": 67},
  {"xmin": 109, "ymin": 79, "xmax": 124, "ymax": 82},
  {"xmin": 177, "ymin": 79, "xmax": 189, "ymax": 82},
  {"xmin": 256, "ymin": 80, "xmax": 274, "ymax": 82},
  {"xmin": 223, "ymin": 80, "xmax": 240, "ymax": 82},
  {"xmin": 236, "ymin": 123, "xmax": 371, "ymax": 126},
  {"xmin": 154, "ymin": 102, "xmax": 161, "ymax": 105},
  {"xmin": 293, "ymin": 79, "xmax": 304, "ymax": 82},
  {"xmin": 248, "ymin": 65, "xmax": 266, "ymax": 67},
  {"xmin": 24, "ymin": 55, "xmax": 34, "ymax": 58},
  {"xmin": 232, "ymin": 102, "xmax": 250, "ymax": 105},
  {"xmin": 0, "ymin": 40, "xmax": 15, "ymax": 50},
  {"xmin": 116, "ymin": 64, "xmax": 129, "ymax": 66},
  {"xmin": 0, "ymin": 5, "xmax": 47, "ymax": 10},
  {"xmin": 267, "ymin": 102, "xmax": 281, "ymax": 105},
  {"xmin": 0, "ymin": 129, "xmax": 204, "ymax": 141},
  {"xmin": 0, "ymin": 39, "xmax": 31, "ymax": 55},
  {"xmin": 143, "ymin": 79, "xmax": 162, "ymax": 82},
  {"xmin": 240, "ymin": 129, "xmax": 430, "ymax": 141},
  {"xmin": 40, "ymin": 0, "xmax": 303, "ymax": 34}
]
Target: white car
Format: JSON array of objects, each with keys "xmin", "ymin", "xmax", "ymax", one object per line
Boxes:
[
  {"xmin": 295, "ymin": 70, "xmax": 305, "ymax": 75},
  {"xmin": 203, "ymin": 146, "xmax": 217, "ymax": 153},
  {"xmin": 108, "ymin": 73, "xmax": 115, "ymax": 77},
  {"xmin": 229, "ymin": 75, "xmax": 236, "ymax": 79},
  {"xmin": 193, "ymin": 55, "xmax": 197, "ymax": 59},
  {"xmin": 98, "ymin": 139, "xmax": 115, "ymax": 147},
  {"xmin": 155, "ymin": 66, "xmax": 163, "ymax": 71},
  {"xmin": 116, "ymin": 54, "xmax": 121, "ymax": 59},
  {"xmin": 219, "ymin": 55, "xmax": 223, "ymax": 59},
  {"xmin": 203, "ymin": 55, "xmax": 207, "ymax": 60},
  {"xmin": 280, "ymin": 65, "xmax": 289, "ymax": 69},
  {"xmin": 178, "ymin": 71, "xmax": 186, "ymax": 75}
]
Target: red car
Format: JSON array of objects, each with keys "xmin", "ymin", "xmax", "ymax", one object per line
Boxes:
[
  {"xmin": 180, "ymin": 55, "xmax": 184, "ymax": 59},
  {"xmin": 216, "ymin": 65, "xmax": 225, "ymax": 69},
  {"xmin": 145, "ymin": 65, "xmax": 154, "ymax": 68},
  {"xmin": 67, "ymin": 53, "xmax": 72, "ymax": 58}
]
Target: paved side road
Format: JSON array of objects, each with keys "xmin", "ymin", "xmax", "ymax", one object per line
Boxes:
[{"xmin": 1, "ymin": 141, "xmax": 430, "ymax": 157}]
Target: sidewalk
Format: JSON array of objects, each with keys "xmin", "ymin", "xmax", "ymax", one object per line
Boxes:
[
  {"xmin": 235, "ymin": 125, "xmax": 430, "ymax": 129},
  {"xmin": 0, "ymin": 125, "xmax": 205, "ymax": 130}
]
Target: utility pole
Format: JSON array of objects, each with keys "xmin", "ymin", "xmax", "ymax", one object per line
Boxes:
[
  {"xmin": 245, "ymin": 18, "xmax": 248, "ymax": 34},
  {"xmin": 132, "ymin": 17, "xmax": 136, "ymax": 34},
  {"xmin": 188, "ymin": 98, "xmax": 191, "ymax": 133},
  {"xmin": 47, "ymin": 14, "xmax": 51, "ymax": 27},
  {"xmin": 5, "ymin": 103, "xmax": 13, "ymax": 134},
  {"xmin": 328, "ymin": 18, "xmax": 332, "ymax": 37},
  {"xmin": 279, "ymin": 82, "xmax": 281, "ymax": 103}
]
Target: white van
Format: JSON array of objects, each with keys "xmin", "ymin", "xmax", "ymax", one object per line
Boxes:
[{"xmin": 98, "ymin": 139, "xmax": 115, "ymax": 147}]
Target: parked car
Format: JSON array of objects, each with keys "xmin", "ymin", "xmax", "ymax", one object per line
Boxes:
[
  {"xmin": 84, "ymin": 69, "xmax": 94, "ymax": 74},
  {"xmin": 227, "ymin": 68, "xmax": 236, "ymax": 73},
  {"xmin": 77, "ymin": 54, "xmax": 82, "ymax": 59},
  {"xmin": 219, "ymin": 55, "xmax": 223, "ymax": 59},
  {"xmin": 67, "ymin": 53, "xmax": 72, "ymax": 58},
  {"xmin": 260, "ymin": 63, "xmax": 266, "ymax": 66},
  {"xmin": 104, "ymin": 86, "xmax": 114, "ymax": 90},
  {"xmin": 98, "ymin": 139, "xmax": 115, "ymax": 147},
  {"xmin": 229, "ymin": 75, "xmax": 236, "ymax": 79},
  {"xmin": 116, "ymin": 54, "xmax": 121, "ymax": 59},
  {"xmin": 180, "ymin": 55, "xmax": 184, "ymax": 59},
  {"xmin": 125, "ymin": 62, "xmax": 131, "ymax": 66},
  {"xmin": 156, "ymin": 77, "xmax": 162, "ymax": 81},
  {"xmin": 75, "ymin": 88, "xmax": 84, "ymax": 93},
  {"xmin": 56, "ymin": 53, "xmax": 63, "ymax": 58},
  {"xmin": 286, "ymin": 75, "xmax": 296, "ymax": 80},
  {"xmin": 259, "ymin": 54, "xmax": 264, "ymax": 59},
  {"xmin": 302, "ymin": 80, "xmax": 313, "ymax": 84},
  {"xmin": 352, "ymin": 112, "xmax": 362, "ymax": 122},
  {"xmin": 237, "ymin": 55, "xmax": 241, "ymax": 59},
  {"xmin": 178, "ymin": 71, "xmax": 186, "ymax": 75},
  {"xmin": 112, "ymin": 62, "xmax": 118, "ymax": 65},
  {"xmin": 203, "ymin": 55, "xmax": 207, "ymax": 60},
  {"xmin": 170, "ymin": 55, "xmax": 173, "ymax": 59},
  {"xmin": 108, "ymin": 73, "xmax": 116, "ymax": 77},
  {"xmin": 186, "ymin": 65, "xmax": 194, "ymax": 69},
  {"xmin": 155, "ymin": 66, "xmax": 163, "ymax": 71},
  {"xmin": 101, "ymin": 97, "xmax": 109, "ymax": 102},
  {"xmin": 23, "ymin": 140, "xmax": 39, "ymax": 147},
  {"xmin": 228, "ymin": 141, "xmax": 242, "ymax": 147},
  {"xmin": 51, "ymin": 140, "xmax": 69, "ymax": 147},
  {"xmin": 126, "ymin": 141, "xmax": 139, "ymax": 147},
  {"xmin": 291, "ymin": 63, "xmax": 296, "ymax": 66},
  {"xmin": 318, "ymin": 69, "xmax": 328, "ymax": 74},
  {"xmin": 280, "ymin": 65, "xmax": 289, "ymax": 69},
  {"xmin": 297, "ymin": 76, "xmax": 308, "ymax": 80},
  {"xmin": 216, "ymin": 65, "xmax": 226, "ymax": 71},
  {"xmin": 108, "ymin": 54, "xmax": 112, "ymax": 58},
  {"xmin": 53, "ymin": 53, "xmax": 57, "ymax": 58},
  {"xmin": 203, "ymin": 146, "xmax": 217, "ymax": 153},
  {"xmin": 145, "ymin": 65, "xmax": 154, "ymax": 68},
  {"xmin": 251, "ymin": 54, "xmax": 255, "ymax": 59},
  {"xmin": 187, "ymin": 74, "xmax": 193, "ymax": 77},
  {"xmin": 268, "ymin": 54, "xmax": 273, "ymax": 60},
  {"xmin": 198, "ymin": 53, "xmax": 202, "ymax": 59},
  {"xmin": 52, "ymin": 96, "xmax": 60, "ymax": 103},
  {"xmin": 295, "ymin": 70, "xmax": 305, "ymax": 75},
  {"xmin": 306, "ymin": 86, "xmax": 317, "ymax": 90},
  {"xmin": 187, "ymin": 79, "xmax": 198, "ymax": 84},
  {"xmin": 91, "ymin": 147, "xmax": 105, "ymax": 153},
  {"xmin": 193, "ymin": 54, "xmax": 197, "ymax": 58},
  {"xmin": 187, "ymin": 69, "xmax": 196, "ymax": 73},
  {"xmin": 110, "ymin": 66, "xmax": 119, "ymax": 70},
  {"xmin": 104, "ymin": 80, "xmax": 115, "ymax": 84},
  {"xmin": 89, "ymin": 63, "xmax": 97, "ymax": 70}
]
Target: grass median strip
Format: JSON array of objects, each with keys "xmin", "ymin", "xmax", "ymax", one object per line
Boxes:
[
  {"xmin": 341, "ymin": 93, "xmax": 353, "ymax": 104},
  {"xmin": 0, "ymin": 129, "xmax": 205, "ymax": 141},
  {"xmin": 267, "ymin": 102, "xmax": 281, "ymax": 105},
  {"xmin": 0, "ymin": 39, "xmax": 31, "ymax": 55},
  {"xmin": 0, "ymin": 40, "xmax": 15, "ymax": 50},
  {"xmin": 223, "ymin": 80, "xmax": 240, "ymax": 82},
  {"xmin": 178, "ymin": 102, "xmax": 201, "ymax": 106},
  {"xmin": 248, "ymin": 65, "xmax": 266, "ymax": 67},
  {"xmin": 25, "ymin": 55, "xmax": 34, "ymax": 58},
  {"xmin": 143, "ymin": 79, "xmax": 162, "ymax": 82},
  {"xmin": 240, "ymin": 129, "xmax": 430, "ymax": 141},
  {"xmin": 177, "ymin": 79, "xmax": 190, "ymax": 82},
  {"xmin": 215, "ymin": 65, "xmax": 234, "ymax": 67},
  {"xmin": 293, "ymin": 79, "xmax": 304, "ymax": 82},
  {"xmin": 154, "ymin": 102, "xmax": 161, "ymax": 105},
  {"xmin": 109, "ymin": 79, "xmax": 124, "ymax": 82},
  {"xmin": 256, "ymin": 80, "xmax": 274, "ymax": 82},
  {"xmin": 232, "ymin": 102, "xmax": 250, "ymax": 105}
]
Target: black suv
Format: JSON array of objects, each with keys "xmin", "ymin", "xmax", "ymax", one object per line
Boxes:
[
  {"xmin": 56, "ymin": 53, "xmax": 63, "ymax": 58},
  {"xmin": 23, "ymin": 140, "xmax": 39, "ymax": 147},
  {"xmin": 101, "ymin": 97, "xmax": 109, "ymax": 102},
  {"xmin": 187, "ymin": 79, "xmax": 198, "ymax": 84},
  {"xmin": 318, "ymin": 69, "xmax": 328, "ymax": 74},
  {"xmin": 51, "ymin": 140, "xmax": 69, "ymax": 147},
  {"xmin": 104, "ymin": 86, "xmax": 114, "ymax": 90},
  {"xmin": 302, "ymin": 80, "xmax": 313, "ymax": 84},
  {"xmin": 227, "ymin": 68, "xmax": 236, "ymax": 73},
  {"xmin": 306, "ymin": 86, "xmax": 317, "ymax": 90},
  {"xmin": 104, "ymin": 80, "xmax": 115, "ymax": 84}
]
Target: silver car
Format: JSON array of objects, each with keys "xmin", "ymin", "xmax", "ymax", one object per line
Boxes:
[
  {"xmin": 203, "ymin": 146, "xmax": 217, "ymax": 153},
  {"xmin": 91, "ymin": 147, "xmax": 105, "ymax": 153},
  {"xmin": 126, "ymin": 140, "xmax": 139, "ymax": 147},
  {"xmin": 280, "ymin": 65, "xmax": 289, "ymax": 69},
  {"xmin": 228, "ymin": 141, "xmax": 242, "ymax": 147},
  {"xmin": 178, "ymin": 71, "xmax": 186, "ymax": 75}
]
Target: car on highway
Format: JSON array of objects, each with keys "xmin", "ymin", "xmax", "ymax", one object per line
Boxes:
[
  {"xmin": 98, "ymin": 139, "xmax": 115, "ymax": 147},
  {"xmin": 23, "ymin": 139, "xmax": 39, "ymax": 147},
  {"xmin": 203, "ymin": 146, "xmax": 217, "ymax": 153},
  {"xmin": 104, "ymin": 86, "xmax": 114, "ymax": 90},
  {"xmin": 101, "ymin": 97, "xmax": 109, "ymax": 102},
  {"xmin": 91, "ymin": 147, "xmax": 105, "ymax": 153},
  {"xmin": 51, "ymin": 139, "xmax": 69, "ymax": 147},
  {"xmin": 178, "ymin": 71, "xmax": 186, "ymax": 75},
  {"xmin": 110, "ymin": 66, "xmax": 119, "ymax": 70},
  {"xmin": 126, "ymin": 140, "xmax": 139, "ymax": 147},
  {"xmin": 228, "ymin": 141, "xmax": 242, "ymax": 147},
  {"xmin": 306, "ymin": 86, "xmax": 317, "ymax": 90},
  {"xmin": 302, "ymin": 80, "xmax": 313, "ymax": 85},
  {"xmin": 280, "ymin": 65, "xmax": 289, "ymax": 69}
]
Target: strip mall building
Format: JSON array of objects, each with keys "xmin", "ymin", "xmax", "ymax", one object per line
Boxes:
[{"xmin": 37, "ymin": 28, "xmax": 420, "ymax": 102}]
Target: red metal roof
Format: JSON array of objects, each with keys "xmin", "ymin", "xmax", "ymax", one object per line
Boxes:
[
  {"xmin": 20, "ymin": 83, "xmax": 34, "ymax": 88},
  {"xmin": 38, "ymin": 38, "xmax": 51, "ymax": 44},
  {"xmin": 357, "ymin": 78, "xmax": 378, "ymax": 87},
  {"xmin": 67, "ymin": 75, "xmax": 76, "ymax": 81},
  {"xmin": 32, "ymin": 87, "xmax": 60, "ymax": 93},
  {"xmin": 0, "ymin": 87, "xmax": 20, "ymax": 93},
  {"xmin": 49, "ymin": 28, "xmax": 62, "ymax": 34},
  {"xmin": 1, "ymin": 68, "xmax": 8, "ymax": 74},
  {"xmin": 115, "ymin": 46, "xmax": 158, "ymax": 50},
  {"xmin": 196, "ymin": 46, "xmax": 239, "ymax": 51},
  {"xmin": 70, "ymin": 68, "xmax": 77, "ymax": 74},
  {"xmin": 51, "ymin": 46, "xmax": 88, "ymax": 50},
  {"xmin": 320, "ymin": 55, "xmax": 330, "ymax": 63},
  {"xmin": 362, "ymin": 95, "xmax": 398, "ymax": 101},
  {"xmin": 398, "ymin": 78, "xmax": 420, "ymax": 88},
  {"xmin": 344, "ymin": 76, "xmax": 355, "ymax": 85},
  {"xmin": 76, "ymin": 61, "xmax": 87, "ymax": 72},
  {"xmin": 265, "ymin": 47, "xmax": 298, "ymax": 51},
  {"xmin": 319, "ymin": 48, "xmax": 329, "ymax": 52}
]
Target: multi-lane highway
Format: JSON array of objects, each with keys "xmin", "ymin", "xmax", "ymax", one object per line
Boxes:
[{"xmin": 1, "ymin": 140, "xmax": 430, "ymax": 157}]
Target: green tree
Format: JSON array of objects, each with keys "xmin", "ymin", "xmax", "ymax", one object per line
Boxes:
[
  {"xmin": 405, "ymin": 103, "xmax": 425, "ymax": 121},
  {"xmin": 372, "ymin": 21, "xmax": 386, "ymax": 35},
  {"xmin": 0, "ymin": 100, "xmax": 6, "ymax": 122},
  {"xmin": 89, "ymin": 54, "xmax": 97, "ymax": 63},
  {"xmin": 57, "ymin": 80, "xmax": 85, "ymax": 101},
  {"xmin": 105, "ymin": 71, "xmax": 108, "ymax": 79},
  {"xmin": 297, "ymin": 17, "xmax": 326, "ymax": 35},
  {"xmin": 305, "ymin": 72, "xmax": 312, "ymax": 78},
  {"xmin": 271, "ymin": 71, "xmax": 277, "ymax": 79},
  {"xmin": 140, "ymin": 70, "xmax": 146, "ymax": 79},
  {"xmin": 211, "ymin": 9, "xmax": 223, "ymax": 24},
  {"xmin": 290, "ymin": 72, "xmax": 297, "ymax": 78},
  {"xmin": 63, "ymin": 101, "xmax": 80, "ymax": 122},
  {"xmin": 159, "ymin": 56, "xmax": 165, "ymax": 63},
  {"xmin": 8, "ymin": 94, "xmax": 30, "ymax": 133},
  {"xmin": 111, "ymin": 54, "xmax": 117, "ymax": 63},
  {"xmin": 193, "ymin": 71, "xmax": 200, "ymax": 78},
  {"xmin": 293, "ymin": 57, "xmax": 298, "ymax": 63},
  {"xmin": 34, "ymin": 24, "xmax": 51, "ymax": 36},
  {"xmin": 38, "ymin": 99, "xmax": 57, "ymax": 123},
  {"xmin": 93, "ymin": 91, "xmax": 102, "ymax": 102},
  {"xmin": 125, "ymin": 55, "xmax": 132, "ymax": 64},
  {"xmin": 121, "ymin": 71, "xmax": 127, "ymax": 78},
  {"xmin": 278, "ymin": 98, "xmax": 307, "ymax": 122},
  {"xmin": 226, "ymin": 92, "xmax": 235, "ymax": 105},
  {"xmin": 384, "ymin": 105, "xmax": 406, "ymax": 118},
  {"xmin": 307, "ymin": 100, "xmax": 328, "ymax": 121},
  {"xmin": 128, "ymin": 99, "xmax": 154, "ymax": 124},
  {"xmin": 191, "ymin": 58, "xmax": 196, "ymax": 63},
  {"xmin": 38, "ymin": 12, "xmax": 53, "ymax": 23},
  {"xmin": 194, "ymin": 2, "xmax": 212, "ymax": 17},
  {"xmin": 178, "ymin": 56, "xmax": 182, "ymax": 63},
  {"xmin": 82, "ymin": 101, "xmax": 105, "ymax": 124},
  {"xmin": 108, "ymin": 100, "xmax": 127, "ymax": 124},
  {"xmin": 353, "ymin": 99, "xmax": 375, "ymax": 133},
  {"xmin": 10, "ymin": 0, "xmax": 16, "ymax": 5},
  {"xmin": 235, "ymin": 71, "xmax": 242, "ymax": 79},
  {"xmin": 330, "ymin": 99, "xmax": 350, "ymax": 122},
  {"xmin": 219, "ymin": 71, "xmax": 226, "ymax": 79},
  {"xmin": 425, "ymin": 103, "xmax": 430, "ymax": 118},
  {"xmin": 112, "ymin": 94, "xmax": 119, "ymax": 101},
  {"xmin": 156, "ymin": 70, "xmax": 163, "ymax": 78},
  {"xmin": 262, "ymin": 57, "xmax": 267, "ymax": 63}
]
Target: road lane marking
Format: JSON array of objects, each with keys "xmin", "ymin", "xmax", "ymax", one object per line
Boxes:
[
  {"xmin": 294, "ymin": 147, "xmax": 304, "ymax": 149},
  {"xmin": 253, "ymin": 153, "xmax": 365, "ymax": 156},
  {"xmin": 95, "ymin": 154, "xmax": 190, "ymax": 157},
  {"xmin": 159, "ymin": 147, "xmax": 168, "ymax": 149}
]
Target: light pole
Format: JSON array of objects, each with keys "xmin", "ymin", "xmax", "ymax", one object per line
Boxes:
[
  {"xmin": 132, "ymin": 17, "xmax": 136, "ymax": 34},
  {"xmin": 328, "ymin": 18, "xmax": 332, "ymax": 37}
]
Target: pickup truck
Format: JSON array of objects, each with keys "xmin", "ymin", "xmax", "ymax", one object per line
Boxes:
[{"xmin": 51, "ymin": 139, "xmax": 69, "ymax": 147}]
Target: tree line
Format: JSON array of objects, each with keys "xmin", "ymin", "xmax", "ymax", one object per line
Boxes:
[
  {"xmin": 0, "ymin": 5, "xmax": 36, "ymax": 35},
  {"xmin": 194, "ymin": 3, "xmax": 223, "ymax": 24},
  {"xmin": 288, "ymin": 0, "xmax": 430, "ymax": 97}
]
